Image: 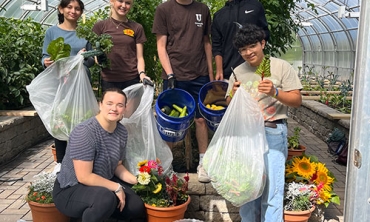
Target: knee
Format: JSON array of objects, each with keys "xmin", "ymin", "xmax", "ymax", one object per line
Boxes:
[
  {"xmin": 94, "ymin": 189, "xmax": 117, "ymax": 215},
  {"xmin": 194, "ymin": 117, "xmax": 206, "ymax": 125}
]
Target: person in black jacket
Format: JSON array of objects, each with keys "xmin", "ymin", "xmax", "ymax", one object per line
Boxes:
[{"xmin": 212, "ymin": 0, "xmax": 270, "ymax": 81}]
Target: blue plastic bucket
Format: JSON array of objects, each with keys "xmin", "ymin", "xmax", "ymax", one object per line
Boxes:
[
  {"xmin": 155, "ymin": 89, "xmax": 196, "ymax": 142},
  {"xmin": 198, "ymin": 81, "xmax": 228, "ymax": 131}
]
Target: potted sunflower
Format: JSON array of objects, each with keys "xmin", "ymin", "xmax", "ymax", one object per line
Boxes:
[
  {"xmin": 26, "ymin": 171, "xmax": 69, "ymax": 222},
  {"xmin": 132, "ymin": 159, "xmax": 190, "ymax": 222},
  {"xmin": 284, "ymin": 155, "xmax": 340, "ymax": 222}
]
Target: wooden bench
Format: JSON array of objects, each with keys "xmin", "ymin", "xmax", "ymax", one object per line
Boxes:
[{"xmin": 0, "ymin": 110, "xmax": 38, "ymax": 116}]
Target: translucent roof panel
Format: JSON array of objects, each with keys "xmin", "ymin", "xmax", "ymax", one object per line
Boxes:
[{"xmin": 0, "ymin": 0, "xmax": 109, "ymax": 26}]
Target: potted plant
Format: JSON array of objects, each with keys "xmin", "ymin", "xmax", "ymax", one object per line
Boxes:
[
  {"xmin": 284, "ymin": 155, "xmax": 341, "ymax": 222},
  {"xmin": 287, "ymin": 127, "xmax": 306, "ymax": 160},
  {"xmin": 26, "ymin": 171, "xmax": 69, "ymax": 222},
  {"xmin": 132, "ymin": 159, "xmax": 190, "ymax": 222}
]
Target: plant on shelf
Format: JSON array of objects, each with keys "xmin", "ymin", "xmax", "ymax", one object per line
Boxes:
[
  {"xmin": 132, "ymin": 159, "xmax": 189, "ymax": 207},
  {"xmin": 285, "ymin": 154, "xmax": 340, "ymax": 211},
  {"xmin": 26, "ymin": 171, "xmax": 56, "ymax": 204}
]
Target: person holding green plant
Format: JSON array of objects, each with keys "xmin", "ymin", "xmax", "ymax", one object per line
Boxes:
[
  {"xmin": 92, "ymin": 0, "xmax": 152, "ymax": 92},
  {"xmin": 53, "ymin": 88, "xmax": 146, "ymax": 221},
  {"xmin": 41, "ymin": 0, "xmax": 95, "ymax": 166},
  {"xmin": 226, "ymin": 24, "xmax": 302, "ymax": 222}
]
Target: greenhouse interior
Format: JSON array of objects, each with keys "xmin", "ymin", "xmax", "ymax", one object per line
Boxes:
[{"xmin": 0, "ymin": 0, "xmax": 369, "ymax": 222}]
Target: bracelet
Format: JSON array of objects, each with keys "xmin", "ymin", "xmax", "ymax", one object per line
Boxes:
[
  {"xmin": 115, "ymin": 184, "xmax": 124, "ymax": 193},
  {"xmin": 273, "ymin": 88, "xmax": 279, "ymax": 98},
  {"xmin": 138, "ymin": 71, "xmax": 146, "ymax": 75},
  {"xmin": 229, "ymin": 91, "xmax": 234, "ymax": 99},
  {"xmin": 167, "ymin": 73, "xmax": 174, "ymax": 79}
]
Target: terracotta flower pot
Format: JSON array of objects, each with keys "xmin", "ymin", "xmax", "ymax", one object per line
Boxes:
[
  {"xmin": 287, "ymin": 145, "xmax": 306, "ymax": 160},
  {"xmin": 284, "ymin": 205, "xmax": 315, "ymax": 222},
  {"xmin": 145, "ymin": 196, "xmax": 191, "ymax": 222},
  {"xmin": 28, "ymin": 201, "xmax": 70, "ymax": 222},
  {"xmin": 50, "ymin": 144, "xmax": 57, "ymax": 162}
]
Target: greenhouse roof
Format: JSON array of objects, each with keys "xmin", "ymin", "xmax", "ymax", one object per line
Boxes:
[{"xmin": 0, "ymin": 0, "xmax": 362, "ymax": 80}]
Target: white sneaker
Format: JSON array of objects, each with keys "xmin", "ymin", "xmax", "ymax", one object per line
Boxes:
[
  {"xmin": 197, "ymin": 164, "xmax": 211, "ymax": 183},
  {"xmin": 52, "ymin": 163, "xmax": 61, "ymax": 175}
]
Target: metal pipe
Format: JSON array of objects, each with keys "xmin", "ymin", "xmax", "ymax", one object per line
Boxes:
[{"xmin": 344, "ymin": 0, "xmax": 370, "ymax": 221}]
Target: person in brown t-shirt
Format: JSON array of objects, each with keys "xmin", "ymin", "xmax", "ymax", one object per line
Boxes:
[
  {"xmin": 152, "ymin": 0, "xmax": 214, "ymax": 183},
  {"xmin": 93, "ymin": 0, "xmax": 152, "ymax": 91}
]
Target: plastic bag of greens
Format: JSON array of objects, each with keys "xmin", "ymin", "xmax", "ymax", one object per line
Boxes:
[
  {"xmin": 26, "ymin": 55, "xmax": 99, "ymax": 141},
  {"xmin": 203, "ymin": 86, "xmax": 268, "ymax": 207},
  {"xmin": 120, "ymin": 83, "xmax": 173, "ymax": 175}
]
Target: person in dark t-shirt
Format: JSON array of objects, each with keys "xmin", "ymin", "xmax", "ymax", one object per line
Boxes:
[
  {"xmin": 152, "ymin": 0, "xmax": 213, "ymax": 183},
  {"xmin": 93, "ymin": 0, "xmax": 152, "ymax": 91}
]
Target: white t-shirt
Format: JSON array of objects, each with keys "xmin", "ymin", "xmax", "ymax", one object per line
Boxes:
[{"xmin": 226, "ymin": 57, "xmax": 302, "ymax": 121}]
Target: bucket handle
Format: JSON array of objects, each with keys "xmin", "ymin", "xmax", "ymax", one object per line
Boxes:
[{"xmin": 154, "ymin": 113, "xmax": 195, "ymax": 133}]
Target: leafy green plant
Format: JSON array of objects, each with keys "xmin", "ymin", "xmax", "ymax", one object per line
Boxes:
[
  {"xmin": 288, "ymin": 127, "xmax": 301, "ymax": 150},
  {"xmin": 47, "ymin": 37, "xmax": 71, "ymax": 61},
  {"xmin": 0, "ymin": 17, "xmax": 45, "ymax": 109},
  {"xmin": 76, "ymin": 7, "xmax": 113, "ymax": 69}
]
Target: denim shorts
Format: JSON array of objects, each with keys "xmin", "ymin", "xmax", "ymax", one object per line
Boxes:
[{"xmin": 163, "ymin": 76, "xmax": 210, "ymax": 118}]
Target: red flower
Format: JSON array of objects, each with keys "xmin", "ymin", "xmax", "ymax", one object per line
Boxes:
[
  {"xmin": 41, "ymin": 196, "xmax": 46, "ymax": 200},
  {"xmin": 139, "ymin": 166, "xmax": 151, "ymax": 173}
]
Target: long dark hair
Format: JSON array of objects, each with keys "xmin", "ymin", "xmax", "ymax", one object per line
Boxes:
[{"xmin": 57, "ymin": 0, "xmax": 85, "ymax": 24}]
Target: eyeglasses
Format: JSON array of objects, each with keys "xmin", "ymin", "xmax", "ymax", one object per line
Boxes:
[{"xmin": 238, "ymin": 43, "xmax": 259, "ymax": 56}]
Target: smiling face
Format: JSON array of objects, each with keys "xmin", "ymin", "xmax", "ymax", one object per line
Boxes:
[
  {"xmin": 238, "ymin": 40, "xmax": 266, "ymax": 67},
  {"xmin": 99, "ymin": 90, "xmax": 127, "ymax": 123},
  {"xmin": 110, "ymin": 0, "xmax": 133, "ymax": 18},
  {"xmin": 58, "ymin": 0, "xmax": 83, "ymax": 23}
]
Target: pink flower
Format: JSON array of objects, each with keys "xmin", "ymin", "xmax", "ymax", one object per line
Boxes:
[{"xmin": 147, "ymin": 160, "xmax": 158, "ymax": 169}]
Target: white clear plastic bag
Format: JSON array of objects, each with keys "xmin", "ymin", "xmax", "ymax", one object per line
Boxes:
[
  {"xmin": 26, "ymin": 55, "xmax": 99, "ymax": 141},
  {"xmin": 121, "ymin": 83, "xmax": 173, "ymax": 175},
  {"xmin": 203, "ymin": 87, "xmax": 268, "ymax": 207}
]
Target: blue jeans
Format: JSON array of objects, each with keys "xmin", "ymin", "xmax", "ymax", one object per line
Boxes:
[{"xmin": 239, "ymin": 122, "xmax": 287, "ymax": 222}]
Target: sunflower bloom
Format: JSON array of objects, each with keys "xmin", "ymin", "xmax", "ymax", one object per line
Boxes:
[
  {"xmin": 314, "ymin": 164, "xmax": 334, "ymax": 191},
  {"xmin": 291, "ymin": 156, "xmax": 316, "ymax": 179},
  {"xmin": 137, "ymin": 172, "xmax": 150, "ymax": 185},
  {"xmin": 137, "ymin": 160, "xmax": 148, "ymax": 168},
  {"xmin": 153, "ymin": 183, "xmax": 162, "ymax": 194}
]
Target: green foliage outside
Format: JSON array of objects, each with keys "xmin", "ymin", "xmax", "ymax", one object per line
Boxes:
[
  {"xmin": 0, "ymin": 0, "xmax": 313, "ymax": 109},
  {"xmin": 0, "ymin": 17, "xmax": 45, "ymax": 109}
]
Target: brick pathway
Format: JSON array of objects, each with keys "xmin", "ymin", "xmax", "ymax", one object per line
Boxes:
[{"xmin": 0, "ymin": 118, "xmax": 346, "ymax": 222}]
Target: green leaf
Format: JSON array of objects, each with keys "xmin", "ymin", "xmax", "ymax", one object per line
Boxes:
[{"xmin": 47, "ymin": 37, "xmax": 71, "ymax": 61}]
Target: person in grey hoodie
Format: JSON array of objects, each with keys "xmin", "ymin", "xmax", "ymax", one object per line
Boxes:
[{"xmin": 212, "ymin": 0, "xmax": 269, "ymax": 81}]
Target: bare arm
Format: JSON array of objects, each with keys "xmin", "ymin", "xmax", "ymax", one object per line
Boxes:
[
  {"xmin": 258, "ymin": 79, "xmax": 302, "ymax": 107},
  {"xmin": 156, "ymin": 34, "xmax": 173, "ymax": 77},
  {"xmin": 114, "ymin": 161, "xmax": 138, "ymax": 184},
  {"xmin": 204, "ymin": 35, "xmax": 214, "ymax": 81},
  {"xmin": 214, "ymin": 55, "xmax": 223, "ymax": 81},
  {"xmin": 136, "ymin": 43, "xmax": 150, "ymax": 81}
]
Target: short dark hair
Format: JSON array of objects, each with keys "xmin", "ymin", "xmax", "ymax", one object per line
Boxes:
[
  {"xmin": 101, "ymin": 88, "xmax": 127, "ymax": 106},
  {"xmin": 233, "ymin": 23, "xmax": 266, "ymax": 49},
  {"xmin": 58, "ymin": 0, "xmax": 85, "ymax": 24}
]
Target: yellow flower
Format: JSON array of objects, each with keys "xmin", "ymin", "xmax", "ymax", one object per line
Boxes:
[
  {"xmin": 291, "ymin": 156, "xmax": 316, "ymax": 179},
  {"xmin": 137, "ymin": 172, "xmax": 150, "ymax": 185},
  {"xmin": 317, "ymin": 189, "xmax": 332, "ymax": 204},
  {"xmin": 137, "ymin": 160, "xmax": 148, "ymax": 168},
  {"xmin": 314, "ymin": 162, "xmax": 334, "ymax": 190},
  {"xmin": 153, "ymin": 183, "xmax": 162, "ymax": 194},
  {"xmin": 123, "ymin": 29, "xmax": 134, "ymax": 37}
]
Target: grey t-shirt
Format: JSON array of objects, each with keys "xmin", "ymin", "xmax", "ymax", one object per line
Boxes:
[
  {"xmin": 226, "ymin": 57, "xmax": 302, "ymax": 121},
  {"xmin": 57, "ymin": 117, "xmax": 127, "ymax": 188}
]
